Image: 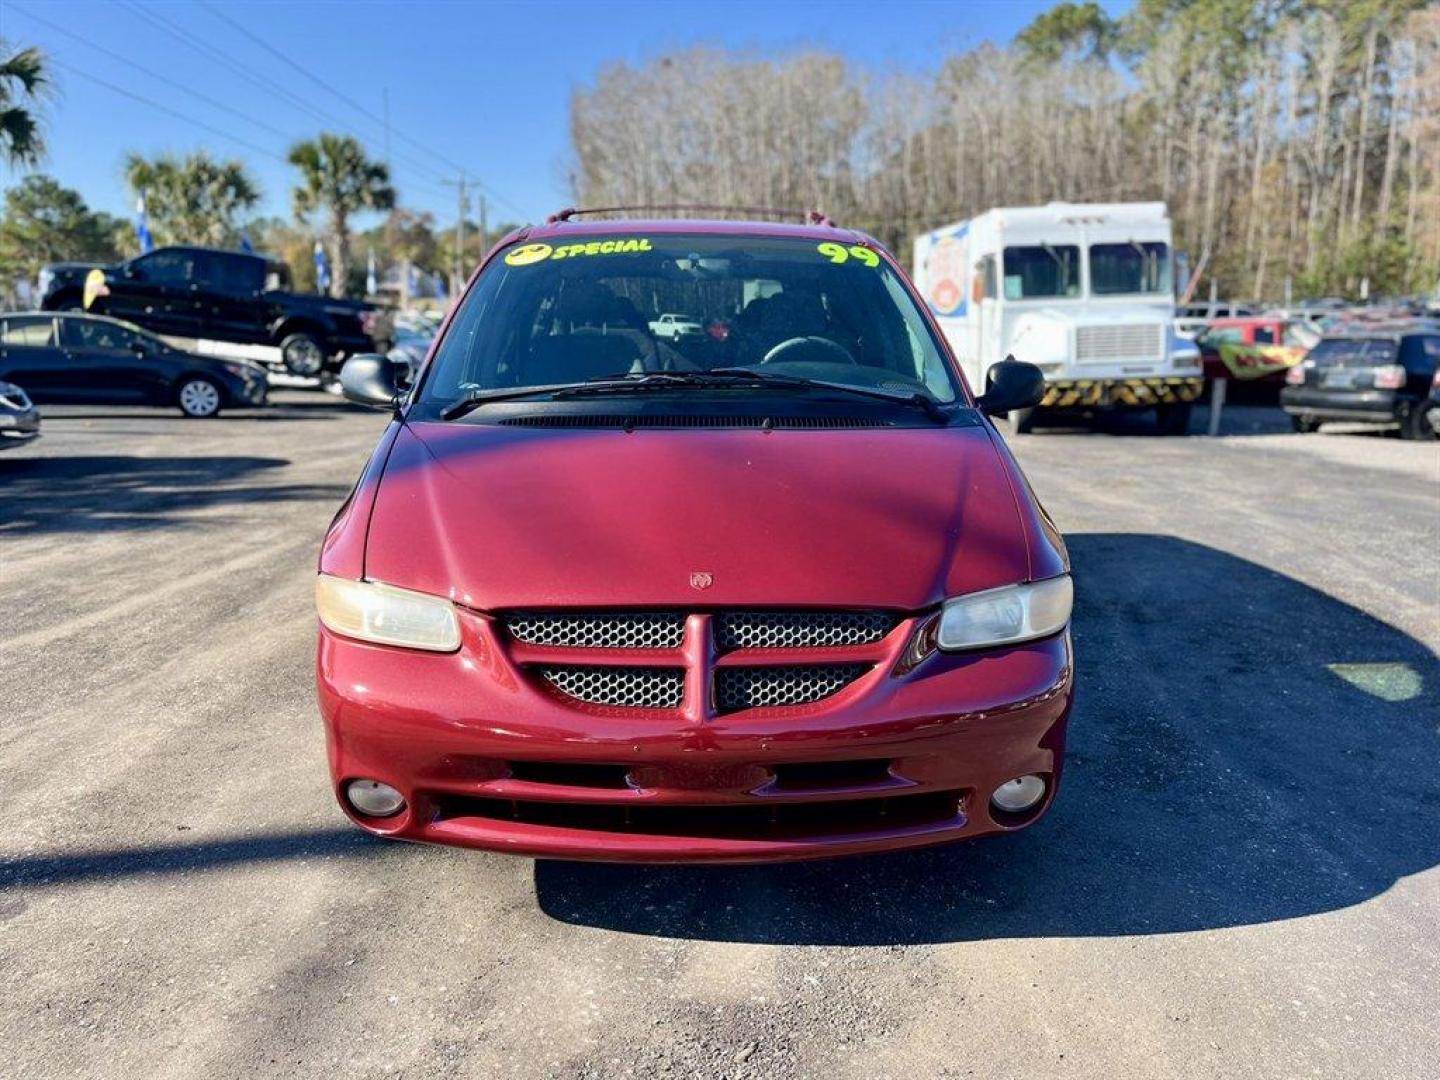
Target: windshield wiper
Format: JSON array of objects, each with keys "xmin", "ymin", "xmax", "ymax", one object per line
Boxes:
[
  {"xmin": 439, "ymin": 382, "xmax": 590, "ymax": 420},
  {"xmin": 559, "ymin": 369, "xmax": 949, "ymax": 421}
]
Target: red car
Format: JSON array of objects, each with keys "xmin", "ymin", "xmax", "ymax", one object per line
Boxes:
[
  {"xmin": 1195, "ymin": 316, "xmax": 1319, "ymax": 388},
  {"xmin": 317, "ymin": 214, "xmax": 1072, "ymax": 863}
]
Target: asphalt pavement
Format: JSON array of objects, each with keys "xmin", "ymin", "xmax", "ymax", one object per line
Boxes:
[{"xmin": 2, "ymin": 393, "xmax": 1437, "ymax": 1079}]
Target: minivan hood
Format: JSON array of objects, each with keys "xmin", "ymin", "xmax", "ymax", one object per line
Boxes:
[{"xmin": 363, "ymin": 420, "xmax": 1030, "ymax": 612}]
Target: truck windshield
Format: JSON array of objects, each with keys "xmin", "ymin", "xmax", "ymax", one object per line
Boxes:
[
  {"xmin": 1090, "ymin": 242, "xmax": 1171, "ymax": 295},
  {"xmin": 419, "ymin": 234, "xmax": 960, "ymax": 404},
  {"xmin": 1002, "ymin": 245, "xmax": 1080, "ymax": 299}
]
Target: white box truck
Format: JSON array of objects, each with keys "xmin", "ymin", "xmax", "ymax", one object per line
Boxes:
[{"xmin": 913, "ymin": 201, "xmax": 1202, "ymax": 433}]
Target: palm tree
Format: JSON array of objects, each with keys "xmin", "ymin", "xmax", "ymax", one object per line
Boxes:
[
  {"xmin": 288, "ymin": 134, "xmax": 395, "ymax": 298},
  {"xmin": 124, "ymin": 151, "xmax": 261, "ymax": 247},
  {"xmin": 0, "ymin": 40, "xmax": 49, "ymax": 169}
]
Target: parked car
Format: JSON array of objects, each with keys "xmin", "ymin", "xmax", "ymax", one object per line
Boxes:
[
  {"xmin": 647, "ymin": 312, "xmax": 704, "ymax": 340},
  {"xmin": 1281, "ymin": 325, "xmax": 1440, "ymax": 439},
  {"xmin": 317, "ymin": 214, "xmax": 1070, "ymax": 863},
  {"xmin": 0, "ymin": 379, "xmax": 40, "ymax": 449},
  {"xmin": 39, "ymin": 246, "xmax": 391, "ymax": 377},
  {"xmin": 1194, "ymin": 317, "xmax": 1319, "ymax": 394},
  {"xmin": 0, "ymin": 312, "xmax": 267, "ymax": 418}
]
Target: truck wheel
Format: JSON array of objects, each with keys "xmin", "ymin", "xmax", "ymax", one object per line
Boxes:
[
  {"xmin": 1007, "ymin": 407, "xmax": 1037, "ymax": 436},
  {"xmin": 1155, "ymin": 402, "xmax": 1192, "ymax": 435},
  {"xmin": 281, "ymin": 332, "xmax": 325, "ymax": 377},
  {"xmin": 1402, "ymin": 400, "xmax": 1438, "ymax": 441},
  {"xmin": 177, "ymin": 376, "xmax": 223, "ymax": 418},
  {"xmin": 1290, "ymin": 415, "xmax": 1321, "ymax": 434}
]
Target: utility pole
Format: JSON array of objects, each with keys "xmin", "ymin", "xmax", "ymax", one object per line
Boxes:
[
  {"xmin": 443, "ymin": 174, "xmax": 468, "ymax": 296},
  {"xmin": 478, "ymin": 193, "xmax": 488, "ymax": 260}
]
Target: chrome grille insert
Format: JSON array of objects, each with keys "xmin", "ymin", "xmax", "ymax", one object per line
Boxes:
[
  {"xmin": 509, "ymin": 612, "xmax": 685, "ymax": 650},
  {"xmin": 1076, "ymin": 323, "xmax": 1165, "ymax": 362},
  {"xmin": 539, "ymin": 666, "xmax": 684, "ymax": 709},
  {"xmin": 715, "ymin": 611, "xmax": 897, "ymax": 651},
  {"xmin": 715, "ymin": 665, "xmax": 868, "ymax": 712}
]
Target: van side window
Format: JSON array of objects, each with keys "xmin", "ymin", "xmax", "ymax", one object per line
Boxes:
[
  {"xmin": 1, "ymin": 316, "xmax": 56, "ymax": 346},
  {"xmin": 978, "ymin": 256, "xmax": 997, "ymax": 300}
]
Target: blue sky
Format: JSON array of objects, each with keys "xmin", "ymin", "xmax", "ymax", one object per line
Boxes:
[{"xmin": 4, "ymin": 0, "xmax": 1127, "ymax": 231}]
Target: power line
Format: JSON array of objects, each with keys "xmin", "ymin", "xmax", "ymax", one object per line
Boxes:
[
  {"xmin": 45, "ymin": 58, "xmax": 291, "ymax": 165},
  {"xmin": 111, "ymin": 0, "xmax": 456, "ymax": 204},
  {"xmin": 9, "ymin": 3, "xmax": 298, "ymax": 144},
  {"xmin": 198, "ymin": 1, "xmax": 525, "ymax": 217}
]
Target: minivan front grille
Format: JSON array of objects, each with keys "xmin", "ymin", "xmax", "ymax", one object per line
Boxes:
[
  {"xmin": 503, "ymin": 609, "xmax": 897, "ymax": 713},
  {"xmin": 715, "ymin": 665, "xmax": 868, "ymax": 711},
  {"xmin": 714, "ymin": 611, "xmax": 897, "ymax": 650},
  {"xmin": 539, "ymin": 666, "xmax": 684, "ymax": 709},
  {"xmin": 1076, "ymin": 323, "xmax": 1165, "ymax": 362},
  {"xmin": 509, "ymin": 612, "xmax": 685, "ymax": 650}
]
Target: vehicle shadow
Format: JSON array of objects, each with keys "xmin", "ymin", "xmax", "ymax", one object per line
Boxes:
[
  {"xmin": 0, "ymin": 454, "xmax": 351, "ymax": 535},
  {"xmin": 534, "ymin": 533, "xmax": 1440, "ymax": 944}
]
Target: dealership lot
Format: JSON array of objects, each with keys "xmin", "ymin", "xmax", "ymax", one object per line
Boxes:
[{"xmin": 2, "ymin": 396, "xmax": 1437, "ymax": 1079}]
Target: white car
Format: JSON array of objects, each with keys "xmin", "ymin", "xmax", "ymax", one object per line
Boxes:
[{"xmin": 648, "ymin": 313, "xmax": 703, "ymax": 340}]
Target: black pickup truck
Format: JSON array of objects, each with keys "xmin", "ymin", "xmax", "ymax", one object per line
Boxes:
[{"xmin": 39, "ymin": 246, "xmax": 391, "ymax": 376}]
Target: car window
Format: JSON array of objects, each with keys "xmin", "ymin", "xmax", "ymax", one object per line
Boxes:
[
  {"xmin": 1253, "ymin": 326, "xmax": 1276, "ymax": 344},
  {"xmin": 195, "ymin": 252, "xmax": 265, "ymax": 294},
  {"xmin": 1421, "ymin": 336, "xmax": 1440, "ymax": 361},
  {"xmin": 1, "ymin": 316, "xmax": 56, "ymax": 346},
  {"xmin": 421, "ymin": 234, "xmax": 961, "ymax": 405},
  {"xmin": 1204, "ymin": 327, "xmax": 1243, "ymax": 346},
  {"xmin": 1283, "ymin": 323, "xmax": 1320, "ymax": 349},
  {"xmin": 1306, "ymin": 338, "xmax": 1398, "ymax": 367},
  {"xmin": 61, "ymin": 318, "xmax": 141, "ymax": 352},
  {"xmin": 134, "ymin": 250, "xmax": 194, "ymax": 285},
  {"xmin": 1089, "ymin": 242, "xmax": 1171, "ymax": 296},
  {"xmin": 1002, "ymin": 245, "xmax": 1079, "ymax": 299}
]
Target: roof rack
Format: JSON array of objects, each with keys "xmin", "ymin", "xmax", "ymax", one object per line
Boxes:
[{"xmin": 546, "ymin": 204, "xmax": 833, "ymax": 226}]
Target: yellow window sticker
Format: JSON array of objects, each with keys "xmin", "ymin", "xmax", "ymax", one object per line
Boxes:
[
  {"xmin": 504, "ymin": 238, "xmax": 653, "ymax": 266},
  {"xmin": 816, "ymin": 242, "xmax": 880, "ymax": 268}
]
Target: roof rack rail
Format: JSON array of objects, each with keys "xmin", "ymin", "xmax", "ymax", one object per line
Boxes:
[{"xmin": 546, "ymin": 204, "xmax": 834, "ymax": 226}]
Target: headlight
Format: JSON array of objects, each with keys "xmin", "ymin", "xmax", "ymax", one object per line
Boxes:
[
  {"xmin": 315, "ymin": 574, "xmax": 461, "ymax": 652},
  {"xmin": 937, "ymin": 575, "xmax": 1073, "ymax": 651},
  {"xmin": 221, "ymin": 361, "xmax": 258, "ymax": 379}
]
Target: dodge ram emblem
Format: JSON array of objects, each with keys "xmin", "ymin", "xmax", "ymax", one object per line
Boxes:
[{"xmin": 689, "ymin": 571, "xmax": 714, "ymax": 590}]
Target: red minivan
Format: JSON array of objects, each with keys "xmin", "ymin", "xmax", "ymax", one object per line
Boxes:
[{"xmin": 317, "ymin": 214, "xmax": 1072, "ymax": 863}]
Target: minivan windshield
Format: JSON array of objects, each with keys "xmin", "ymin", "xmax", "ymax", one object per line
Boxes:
[{"xmin": 419, "ymin": 234, "xmax": 960, "ymax": 406}]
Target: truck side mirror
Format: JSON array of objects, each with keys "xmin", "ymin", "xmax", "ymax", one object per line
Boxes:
[
  {"xmin": 339, "ymin": 353, "xmax": 400, "ymax": 410},
  {"xmin": 977, "ymin": 357, "xmax": 1046, "ymax": 416}
]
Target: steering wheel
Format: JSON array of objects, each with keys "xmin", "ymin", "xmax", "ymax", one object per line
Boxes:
[{"xmin": 760, "ymin": 336, "xmax": 857, "ymax": 365}]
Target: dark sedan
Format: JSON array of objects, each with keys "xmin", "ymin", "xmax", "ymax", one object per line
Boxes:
[
  {"xmin": 1281, "ymin": 326, "xmax": 1440, "ymax": 439},
  {"xmin": 0, "ymin": 379, "xmax": 40, "ymax": 449},
  {"xmin": 0, "ymin": 312, "xmax": 267, "ymax": 418}
]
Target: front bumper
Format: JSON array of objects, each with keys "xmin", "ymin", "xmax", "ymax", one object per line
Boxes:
[
  {"xmin": 1280, "ymin": 386, "xmax": 1404, "ymax": 422},
  {"xmin": 1040, "ymin": 376, "xmax": 1203, "ymax": 409},
  {"xmin": 0, "ymin": 406, "xmax": 41, "ymax": 447},
  {"xmin": 317, "ymin": 612, "xmax": 1074, "ymax": 863}
]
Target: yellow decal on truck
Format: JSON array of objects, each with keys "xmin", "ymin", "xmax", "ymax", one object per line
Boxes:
[
  {"xmin": 504, "ymin": 238, "xmax": 653, "ymax": 267},
  {"xmin": 83, "ymin": 267, "xmax": 109, "ymax": 310}
]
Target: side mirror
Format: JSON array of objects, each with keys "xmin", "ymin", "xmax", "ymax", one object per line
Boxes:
[
  {"xmin": 977, "ymin": 357, "xmax": 1046, "ymax": 416},
  {"xmin": 339, "ymin": 353, "xmax": 399, "ymax": 409}
]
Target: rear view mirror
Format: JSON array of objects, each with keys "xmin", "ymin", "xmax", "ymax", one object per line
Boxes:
[
  {"xmin": 339, "ymin": 353, "xmax": 399, "ymax": 410},
  {"xmin": 977, "ymin": 358, "xmax": 1046, "ymax": 416}
]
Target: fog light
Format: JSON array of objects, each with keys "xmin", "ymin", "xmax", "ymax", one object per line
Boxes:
[
  {"xmin": 991, "ymin": 774, "xmax": 1046, "ymax": 814},
  {"xmin": 346, "ymin": 779, "xmax": 406, "ymax": 817}
]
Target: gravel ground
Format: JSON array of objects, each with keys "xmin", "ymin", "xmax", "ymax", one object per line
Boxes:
[{"xmin": 1, "ymin": 394, "xmax": 1437, "ymax": 1079}]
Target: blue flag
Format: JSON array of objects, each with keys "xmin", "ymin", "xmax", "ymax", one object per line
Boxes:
[
  {"xmin": 431, "ymin": 272, "xmax": 447, "ymax": 300},
  {"xmin": 135, "ymin": 193, "xmax": 154, "ymax": 254},
  {"xmin": 366, "ymin": 249, "xmax": 378, "ymax": 296},
  {"xmin": 314, "ymin": 240, "xmax": 331, "ymax": 292},
  {"xmin": 406, "ymin": 262, "xmax": 419, "ymax": 297},
  {"xmin": 240, "ymin": 231, "xmax": 255, "ymax": 254}
]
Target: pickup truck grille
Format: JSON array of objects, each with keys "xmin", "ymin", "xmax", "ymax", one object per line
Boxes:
[
  {"xmin": 1076, "ymin": 323, "xmax": 1165, "ymax": 363},
  {"xmin": 504, "ymin": 610, "xmax": 899, "ymax": 713}
]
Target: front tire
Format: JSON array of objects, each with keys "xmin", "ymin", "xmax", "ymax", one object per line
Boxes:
[
  {"xmin": 1007, "ymin": 407, "xmax": 1037, "ymax": 436},
  {"xmin": 1290, "ymin": 415, "xmax": 1321, "ymax": 434},
  {"xmin": 280, "ymin": 332, "xmax": 326, "ymax": 378},
  {"xmin": 177, "ymin": 376, "xmax": 223, "ymax": 418},
  {"xmin": 1403, "ymin": 400, "xmax": 1438, "ymax": 441}
]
